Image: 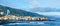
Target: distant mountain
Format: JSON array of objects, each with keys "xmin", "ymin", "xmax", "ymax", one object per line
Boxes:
[
  {"xmin": 29, "ymin": 7, "xmax": 60, "ymax": 12},
  {"xmin": 0, "ymin": 5, "xmax": 45, "ymax": 17}
]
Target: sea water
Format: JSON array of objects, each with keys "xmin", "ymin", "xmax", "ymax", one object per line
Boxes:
[{"xmin": 1, "ymin": 20, "xmax": 60, "ymax": 26}]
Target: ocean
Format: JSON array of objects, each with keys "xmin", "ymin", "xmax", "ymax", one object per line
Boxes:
[{"xmin": 1, "ymin": 20, "xmax": 60, "ymax": 26}]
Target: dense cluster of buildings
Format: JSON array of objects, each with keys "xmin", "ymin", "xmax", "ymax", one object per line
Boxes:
[{"xmin": 0, "ymin": 15, "xmax": 48, "ymax": 21}]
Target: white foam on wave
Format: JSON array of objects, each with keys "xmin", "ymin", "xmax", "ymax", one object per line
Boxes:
[
  {"xmin": 37, "ymin": 22, "xmax": 44, "ymax": 24},
  {"xmin": 15, "ymin": 23, "xmax": 29, "ymax": 24},
  {"xmin": 7, "ymin": 22, "xmax": 45, "ymax": 25},
  {"xmin": 8, "ymin": 23, "xmax": 29, "ymax": 25},
  {"xmin": 30, "ymin": 22, "xmax": 45, "ymax": 25}
]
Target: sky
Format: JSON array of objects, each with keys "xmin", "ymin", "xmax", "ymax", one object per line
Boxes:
[
  {"xmin": 0, "ymin": 0, "xmax": 60, "ymax": 16},
  {"xmin": 0, "ymin": 0, "xmax": 60, "ymax": 9}
]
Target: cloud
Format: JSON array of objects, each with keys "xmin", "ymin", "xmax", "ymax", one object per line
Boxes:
[
  {"xmin": 29, "ymin": 7, "xmax": 60, "ymax": 12},
  {"xmin": 23, "ymin": 0, "xmax": 60, "ymax": 9},
  {"xmin": 21, "ymin": 0, "xmax": 60, "ymax": 12},
  {"xmin": 22, "ymin": 0, "xmax": 40, "ymax": 8}
]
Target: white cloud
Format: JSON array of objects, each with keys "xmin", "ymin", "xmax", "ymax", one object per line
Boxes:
[
  {"xmin": 21, "ymin": 0, "xmax": 60, "ymax": 12},
  {"xmin": 22, "ymin": 0, "xmax": 60, "ymax": 9},
  {"xmin": 22, "ymin": 0, "xmax": 40, "ymax": 8}
]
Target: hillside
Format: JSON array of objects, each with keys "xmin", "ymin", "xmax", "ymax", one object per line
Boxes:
[{"xmin": 0, "ymin": 5, "xmax": 45, "ymax": 17}]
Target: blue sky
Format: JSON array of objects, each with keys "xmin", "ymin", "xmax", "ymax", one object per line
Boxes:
[
  {"xmin": 0, "ymin": 0, "xmax": 60, "ymax": 16},
  {"xmin": 0, "ymin": 0, "xmax": 60, "ymax": 9}
]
